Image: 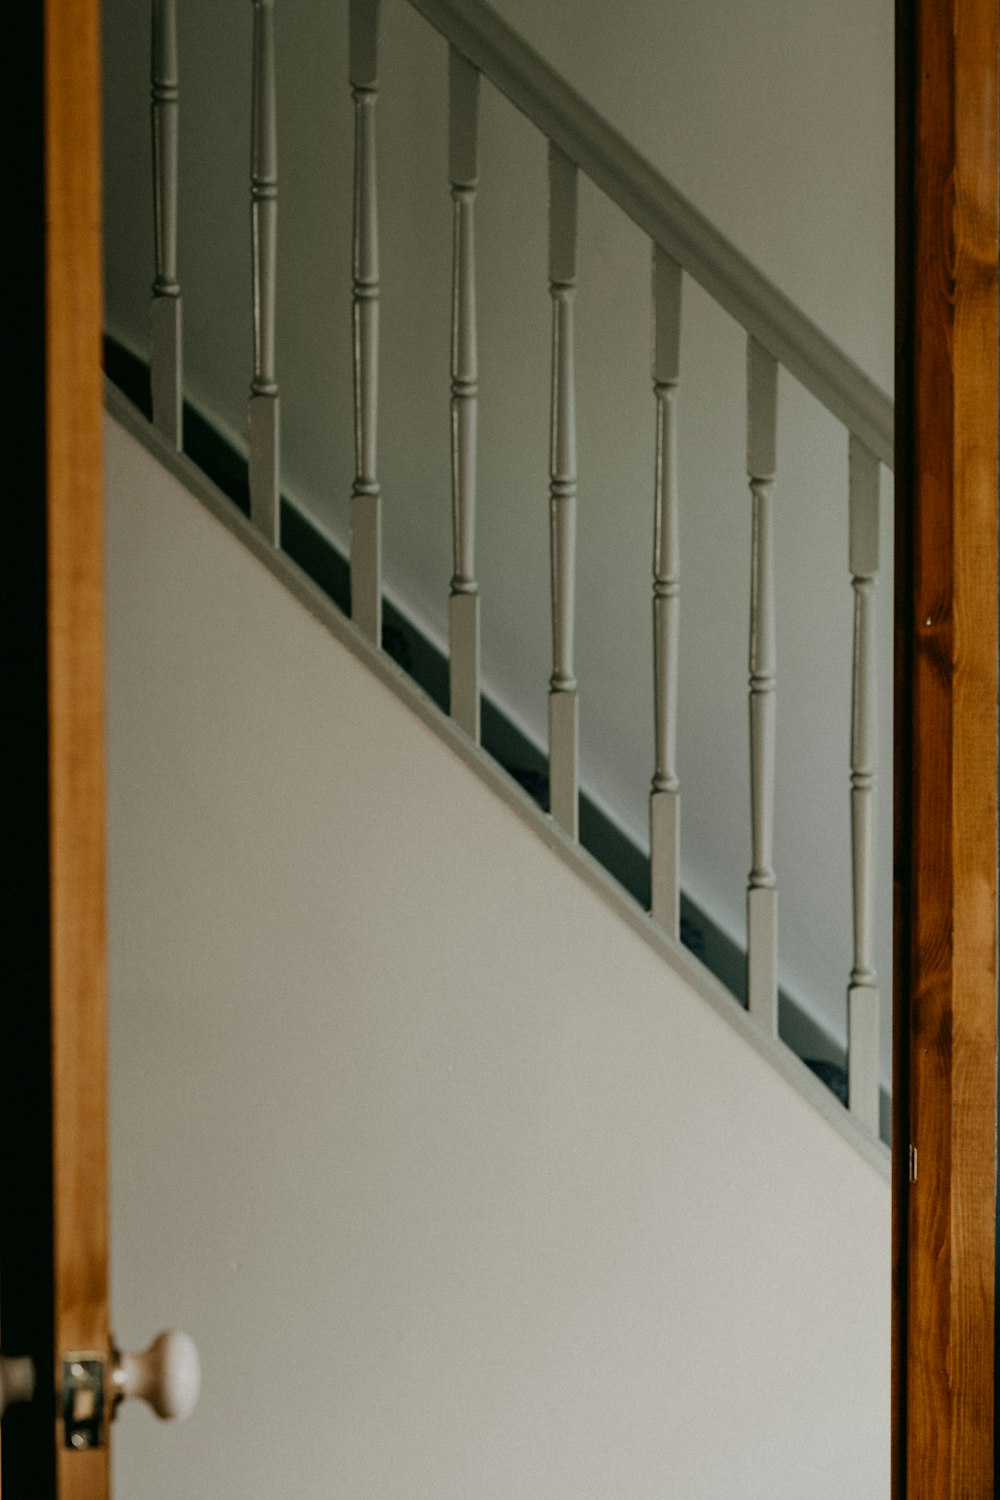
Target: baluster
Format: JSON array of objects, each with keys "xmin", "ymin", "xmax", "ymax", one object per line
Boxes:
[
  {"xmin": 350, "ymin": 0, "xmax": 381, "ymax": 645},
  {"xmin": 649, "ymin": 247, "xmax": 682, "ymax": 936},
  {"xmin": 150, "ymin": 0, "xmax": 182, "ymax": 447},
  {"xmin": 248, "ymin": 0, "xmax": 280, "ymax": 544},
  {"xmin": 547, "ymin": 143, "xmax": 578, "ymax": 838},
  {"xmin": 746, "ymin": 337, "xmax": 778, "ymax": 1031},
  {"xmin": 847, "ymin": 435, "xmax": 880, "ymax": 1132},
  {"xmin": 448, "ymin": 48, "xmax": 480, "ymax": 739}
]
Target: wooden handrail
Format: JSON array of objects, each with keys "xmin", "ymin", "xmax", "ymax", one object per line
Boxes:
[{"xmin": 406, "ymin": 0, "xmax": 894, "ymax": 468}]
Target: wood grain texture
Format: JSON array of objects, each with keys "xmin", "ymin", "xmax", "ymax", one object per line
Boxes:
[
  {"xmin": 894, "ymin": 1, "xmax": 998, "ymax": 1493},
  {"xmin": 45, "ymin": 0, "xmax": 111, "ymax": 1491}
]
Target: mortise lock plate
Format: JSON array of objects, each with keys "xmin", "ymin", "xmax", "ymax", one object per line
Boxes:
[
  {"xmin": 62, "ymin": 1355, "xmax": 106, "ymax": 1451},
  {"xmin": 59, "ymin": 1330, "xmax": 200, "ymax": 1449}
]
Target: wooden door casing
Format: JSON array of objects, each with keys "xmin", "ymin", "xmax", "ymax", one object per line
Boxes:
[
  {"xmin": 894, "ymin": 0, "xmax": 999, "ymax": 1493},
  {"xmin": 46, "ymin": 0, "xmax": 111, "ymax": 1493},
  {"xmin": 2, "ymin": 0, "xmax": 110, "ymax": 1495}
]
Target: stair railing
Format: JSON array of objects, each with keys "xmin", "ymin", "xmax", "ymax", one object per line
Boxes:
[{"xmin": 142, "ymin": 0, "xmax": 891, "ymax": 1138}]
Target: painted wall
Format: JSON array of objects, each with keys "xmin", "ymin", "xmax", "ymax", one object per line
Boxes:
[
  {"xmin": 105, "ymin": 413, "xmax": 889, "ymax": 1497},
  {"xmin": 101, "ymin": 0, "xmax": 895, "ymax": 1084}
]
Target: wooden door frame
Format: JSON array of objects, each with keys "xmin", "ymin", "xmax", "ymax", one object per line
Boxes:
[
  {"xmin": 2, "ymin": 0, "xmax": 110, "ymax": 1494},
  {"xmin": 2, "ymin": 2, "xmax": 997, "ymax": 1496},
  {"xmin": 45, "ymin": 0, "xmax": 112, "ymax": 1493},
  {"xmin": 894, "ymin": 0, "xmax": 999, "ymax": 1494}
]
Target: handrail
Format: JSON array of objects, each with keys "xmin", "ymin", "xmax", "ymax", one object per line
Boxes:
[{"xmin": 405, "ymin": 0, "xmax": 894, "ymax": 469}]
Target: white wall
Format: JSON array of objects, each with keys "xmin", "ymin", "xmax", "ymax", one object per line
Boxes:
[
  {"xmin": 101, "ymin": 0, "xmax": 895, "ymax": 1089},
  {"xmin": 105, "ymin": 413, "xmax": 889, "ymax": 1499}
]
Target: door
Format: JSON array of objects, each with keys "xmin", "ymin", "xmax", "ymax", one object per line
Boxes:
[
  {"xmin": 4, "ymin": 2, "xmax": 997, "ymax": 1496},
  {"xmin": 3, "ymin": 0, "xmax": 111, "ymax": 1492}
]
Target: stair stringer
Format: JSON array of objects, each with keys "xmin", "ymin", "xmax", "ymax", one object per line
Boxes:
[{"xmin": 105, "ymin": 390, "xmax": 890, "ymax": 1500}]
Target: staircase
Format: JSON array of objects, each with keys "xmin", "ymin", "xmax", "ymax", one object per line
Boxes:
[{"xmin": 102, "ymin": 1, "xmax": 892, "ymax": 1493}]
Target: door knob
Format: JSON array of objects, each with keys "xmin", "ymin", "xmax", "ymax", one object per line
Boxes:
[
  {"xmin": 112, "ymin": 1331, "xmax": 200, "ymax": 1421},
  {"xmin": 0, "ymin": 1355, "xmax": 35, "ymax": 1419}
]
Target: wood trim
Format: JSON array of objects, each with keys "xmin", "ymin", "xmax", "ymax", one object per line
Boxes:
[
  {"xmin": 45, "ymin": 0, "xmax": 110, "ymax": 1494},
  {"xmin": 894, "ymin": 1, "xmax": 998, "ymax": 1493}
]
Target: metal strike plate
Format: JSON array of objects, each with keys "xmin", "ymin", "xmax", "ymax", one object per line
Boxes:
[{"xmin": 62, "ymin": 1355, "xmax": 106, "ymax": 1451}]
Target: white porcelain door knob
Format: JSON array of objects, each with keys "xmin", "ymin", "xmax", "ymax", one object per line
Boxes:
[
  {"xmin": 113, "ymin": 1332, "xmax": 200, "ymax": 1421},
  {"xmin": 0, "ymin": 1356, "xmax": 36, "ymax": 1418}
]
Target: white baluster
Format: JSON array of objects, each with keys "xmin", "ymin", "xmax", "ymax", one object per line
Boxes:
[
  {"xmin": 350, "ymin": 0, "xmax": 381, "ymax": 645},
  {"xmin": 150, "ymin": 0, "xmax": 181, "ymax": 447},
  {"xmin": 547, "ymin": 143, "xmax": 578, "ymax": 838},
  {"xmin": 649, "ymin": 246, "xmax": 682, "ymax": 936},
  {"xmin": 746, "ymin": 337, "xmax": 778, "ymax": 1032},
  {"xmin": 448, "ymin": 48, "xmax": 480, "ymax": 739},
  {"xmin": 249, "ymin": 0, "xmax": 280, "ymax": 544},
  {"xmin": 847, "ymin": 435, "xmax": 880, "ymax": 1132}
]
